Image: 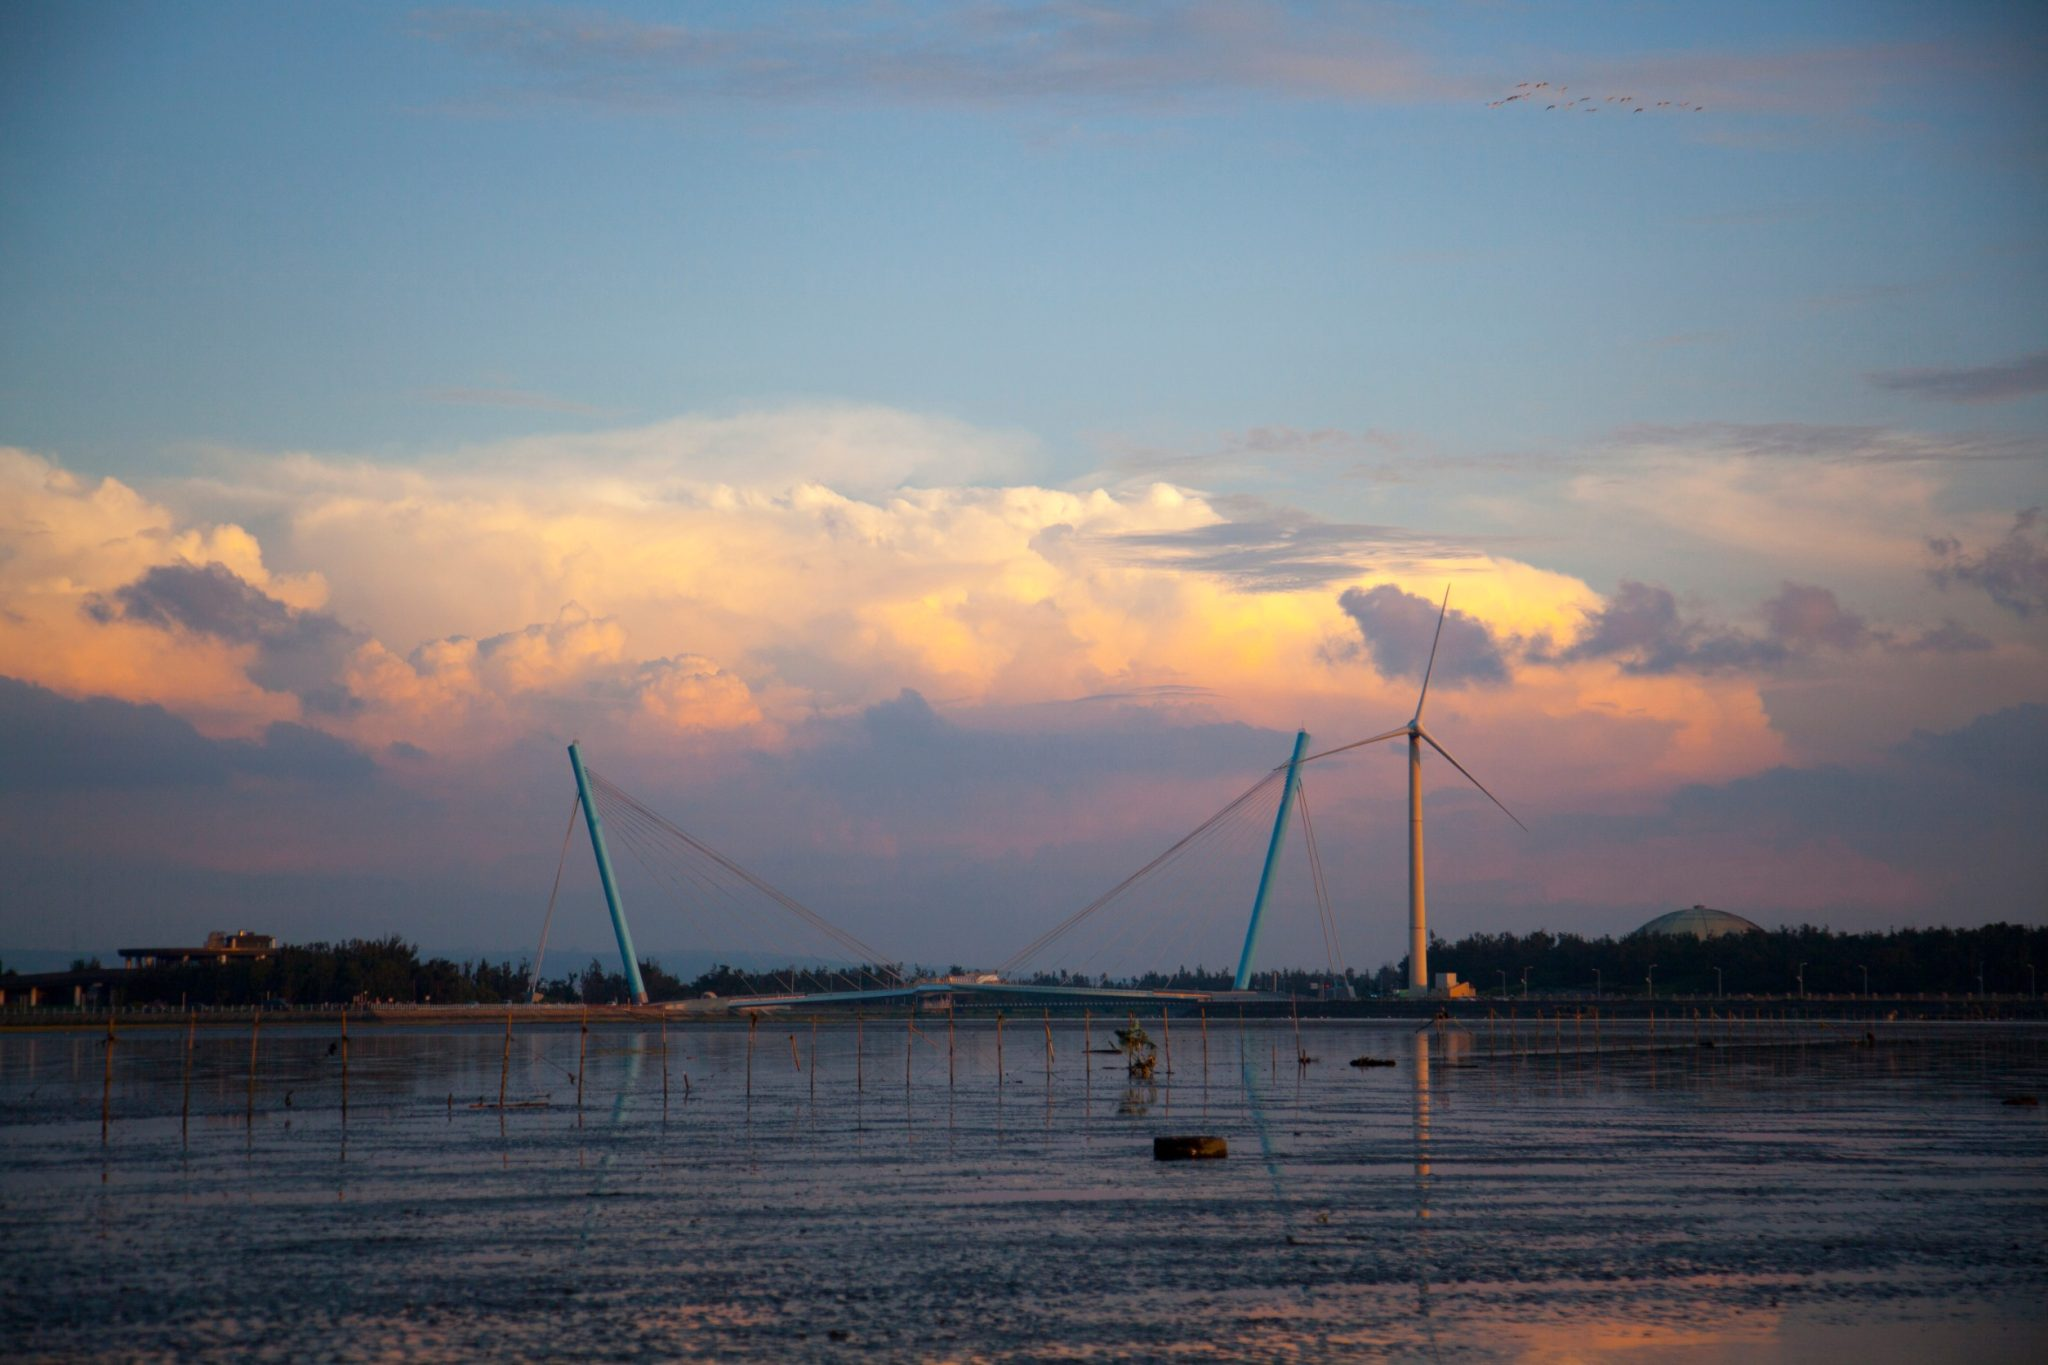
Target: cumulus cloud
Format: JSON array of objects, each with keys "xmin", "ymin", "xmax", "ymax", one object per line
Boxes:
[
  {"xmin": 0, "ymin": 676, "xmax": 374, "ymax": 790},
  {"xmin": 1928, "ymin": 508, "xmax": 2048, "ymax": 618},
  {"xmin": 89, "ymin": 562, "xmax": 367, "ymax": 714},
  {"xmin": 631, "ymin": 655, "xmax": 762, "ymax": 731},
  {"xmin": 5, "ymin": 413, "xmax": 2043, "ymax": 952},
  {"xmin": 1336, "ymin": 584, "xmax": 1507, "ymax": 686},
  {"xmin": 1762, "ymin": 581, "xmax": 1870, "ymax": 652},
  {"xmin": 1545, "ymin": 580, "xmax": 1904, "ymax": 675},
  {"xmin": 1869, "ymin": 350, "xmax": 2048, "ymax": 404},
  {"xmin": 1550, "ymin": 581, "xmax": 1783, "ymax": 674}
]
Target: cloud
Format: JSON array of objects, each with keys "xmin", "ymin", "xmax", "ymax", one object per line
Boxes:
[
  {"xmin": 414, "ymin": 3, "xmax": 1448, "ymax": 114},
  {"xmin": 0, "ymin": 676, "xmax": 375, "ymax": 790},
  {"xmin": 1667, "ymin": 703, "xmax": 2047, "ymax": 865},
  {"xmin": 1544, "ymin": 580, "xmax": 1901, "ymax": 675},
  {"xmin": 1890, "ymin": 619, "xmax": 1993, "ymax": 655},
  {"xmin": 1869, "ymin": 350, "xmax": 2048, "ymax": 404},
  {"xmin": 443, "ymin": 404, "xmax": 1036, "ymax": 496},
  {"xmin": 1097, "ymin": 497, "xmax": 1475, "ymax": 592},
  {"xmin": 6, "ymin": 417, "xmax": 2042, "ymax": 957},
  {"xmin": 90, "ymin": 561, "xmax": 368, "ymax": 714},
  {"xmin": 1762, "ymin": 581, "xmax": 1869, "ymax": 652},
  {"xmin": 1928, "ymin": 509, "xmax": 2048, "ymax": 618},
  {"xmin": 1604, "ymin": 421, "xmax": 2032, "ymax": 465},
  {"xmin": 1519, "ymin": 703, "xmax": 2048, "ymax": 924},
  {"xmin": 1550, "ymin": 581, "xmax": 1783, "ymax": 675},
  {"xmin": 1336, "ymin": 584, "xmax": 1507, "ymax": 686},
  {"xmin": 416, "ymin": 6, "xmax": 1985, "ymax": 126}
]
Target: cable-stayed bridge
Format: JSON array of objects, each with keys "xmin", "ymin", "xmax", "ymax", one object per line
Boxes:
[{"xmin": 536, "ymin": 596, "xmax": 1522, "ymax": 1013}]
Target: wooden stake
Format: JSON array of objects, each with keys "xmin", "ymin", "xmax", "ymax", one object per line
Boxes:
[
  {"xmin": 181, "ymin": 1011, "xmax": 195, "ymax": 1141},
  {"xmin": 905, "ymin": 1014, "xmax": 913, "ymax": 1089},
  {"xmin": 1163, "ymin": 1009, "xmax": 1172, "ymax": 1075},
  {"xmin": 100, "ymin": 1016, "xmax": 115, "ymax": 1145},
  {"xmin": 996, "ymin": 1012, "xmax": 1005, "ymax": 1084},
  {"xmin": 499, "ymin": 1009, "xmax": 513, "ymax": 1111},
  {"xmin": 788, "ymin": 1033, "xmax": 801, "ymax": 1070},
  {"xmin": 1043, "ymin": 1009, "xmax": 1053, "ymax": 1088},
  {"xmin": 1200, "ymin": 1008, "xmax": 1209, "ymax": 1086},
  {"xmin": 246, "ymin": 1013, "xmax": 260, "ymax": 1126},
  {"xmin": 339, "ymin": 1008, "xmax": 349, "ymax": 1121},
  {"xmin": 578, "ymin": 1006, "xmax": 589, "ymax": 1115},
  {"xmin": 947, "ymin": 1010, "xmax": 955, "ymax": 1090},
  {"xmin": 856, "ymin": 1012, "xmax": 864, "ymax": 1092},
  {"xmin": 661, "ymin": 1013, "xmax": 671, "ymax": 1116},
  {"xmin": 809, "ymin": 1018, "xmax": 817, "ymax": 1102},
  {"xmin": 746, "ymin": 1013, "xmax": 757, "ymax": 1101}
]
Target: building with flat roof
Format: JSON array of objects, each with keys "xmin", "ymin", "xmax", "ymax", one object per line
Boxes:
[{"xmin": 118, "ymin": 930, "xmax": 278, "ymax": 969}]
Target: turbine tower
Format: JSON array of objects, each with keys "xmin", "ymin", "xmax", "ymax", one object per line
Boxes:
[{"xmin": 1345, "ymin": 589, "xmax": 1524, "ymax": 996}]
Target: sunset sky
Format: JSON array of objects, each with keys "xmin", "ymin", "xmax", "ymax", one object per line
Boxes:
[{"xmin": 3, "ymin": 2, "xmax": 2043, "ymax": 976}]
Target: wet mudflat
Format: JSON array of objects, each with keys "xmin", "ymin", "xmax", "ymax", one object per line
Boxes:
[{"xmin": 2, "ymin": 1016, "xmax": 2044, "ymax": 1361}]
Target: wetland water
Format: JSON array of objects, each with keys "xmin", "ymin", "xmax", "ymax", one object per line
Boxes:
[{"xmin": 3, "ymin": 1016, "xmax": 2044, "ymax": 1361}]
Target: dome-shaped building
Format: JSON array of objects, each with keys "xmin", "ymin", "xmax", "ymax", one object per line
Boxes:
[{"xmin": 1631, "ymin": 905, "xmax": 1763, "ymax": 940}]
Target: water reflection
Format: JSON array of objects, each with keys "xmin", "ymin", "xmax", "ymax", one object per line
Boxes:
[{"xmin": 1, "ymin": 1019, "xmax": 2042, "ymax": 1362}]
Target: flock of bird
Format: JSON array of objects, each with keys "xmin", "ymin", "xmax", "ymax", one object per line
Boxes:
[{"xmin": 1487, "ymin": 81, "xmax": 1705, "ymax": 113}]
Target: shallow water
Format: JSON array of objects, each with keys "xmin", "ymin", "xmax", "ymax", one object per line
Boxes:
[{"xmin": 3, "ymin": 1016, "xmax": 2044, "ymax": 1361}]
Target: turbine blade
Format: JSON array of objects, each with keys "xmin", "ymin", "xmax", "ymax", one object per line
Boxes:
[
  {"xmin": 1419, "ymin": 729, "xmax": 1527, "ymax": 831},
  {"xmin": 1415, "ymin": 585, "xmax": 1451, "ymax": 721},
  {"xmin": 1299, "ymin": 726, "xmax": 1410, "ymax": 766}
]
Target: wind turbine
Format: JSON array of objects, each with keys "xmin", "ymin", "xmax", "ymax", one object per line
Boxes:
[{"xmin": 1333, "ymin": 589, "xmax": 1525, "ymax": 997}]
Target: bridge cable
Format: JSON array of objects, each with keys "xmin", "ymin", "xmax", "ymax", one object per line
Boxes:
[
  {"xmin": 526, "ymin": 794, "xmax": 585, "ymax": 1001},
  {"xmin": 594, "ymin": 788, "xmax": 874, "ymax": 996},
  {"xmin": 591, "ymin": 774, "xmax": 885, "ymax": 984},
  {"xmin": 1054, "ymin": 774, "xmax": 1281, "ymax": 983},
  {"xmin": 997, "ymin": 768, "xmax": 1286, "ymax": 977},
  {"xmin": 1295, "ymin": 776, "xmax": 1345, "ymax": 979},
  {"xmin": 585, "ymin": 768, "xmax": 902, "ymax": 983}
]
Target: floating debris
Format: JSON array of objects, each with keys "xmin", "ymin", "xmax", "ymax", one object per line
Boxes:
[
  {"xmin": 2000, "ymin": 1095, "xmax": 2039, "ymax": 1107},
  {"xmin": 1153, "ymin": 1135, "xmax": 1227, "ymax": 1161},
  {"xmin": 1348, "ymin": 1056, "xmax": 1397, "ymax": 1069}
]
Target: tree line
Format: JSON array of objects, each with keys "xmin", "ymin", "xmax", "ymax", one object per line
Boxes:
[
  {"xmin": 1424, "ymin": 922, "xmax": 2045, "ymax": 998},
  {"xmin": 12, "ymin": 922, "xmax": 2040, "ymax": 1006}
]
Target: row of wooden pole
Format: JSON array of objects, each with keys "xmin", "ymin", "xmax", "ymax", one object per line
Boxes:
[{"xmin": 80, "ymin": 999, "xmax": 1691, "ymax": 1143}]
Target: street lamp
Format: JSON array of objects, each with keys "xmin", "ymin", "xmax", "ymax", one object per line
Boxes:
[
  {"xmin": 1796, "ymin": 962, "xmax": 1806, "ymax": 999},
  {"xmin": 1645, "ymin": 964, "xmax": 1657, "ymax": 998},
  {"xmin": 1712, "ymin": 966, "xmax": 1723, "ymax": 997},
  {"xmin": 1521, "ymin": 966, "xmax": 1531, "ymax": 1000},
  {"xmin": 1978, "ymin": 968, "xmax": 1986, "ymax": 998},
  {"xmin": 1495, "ymin": 969, "xmax": 1507, "ymax": 998}
]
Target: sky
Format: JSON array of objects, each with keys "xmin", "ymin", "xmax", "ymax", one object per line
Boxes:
[{"xmin": 1, "ymin": 1, "xmax": 2044, "ymax": 978}]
